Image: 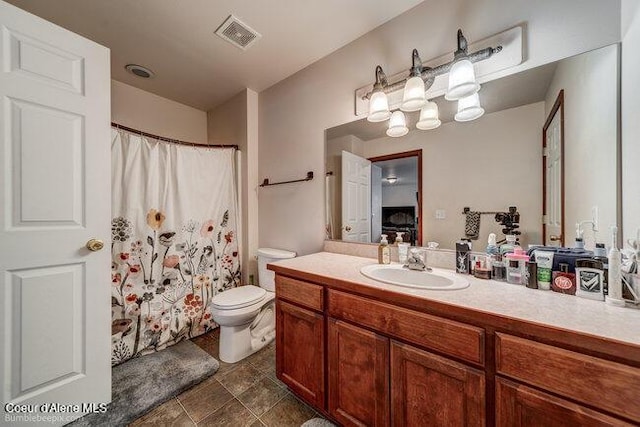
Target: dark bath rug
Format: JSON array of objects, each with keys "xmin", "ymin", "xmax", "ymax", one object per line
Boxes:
[{"xmin": 69, "ymin": 340, "xmax": 219, "ymax": 427}]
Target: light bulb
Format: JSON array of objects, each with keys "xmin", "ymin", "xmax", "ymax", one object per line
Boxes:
[
  {"xmin": 445, "ymin": 58, "xmax": 480, "ymax": 101},
  {"xmin": 386, "ymin": 111, "xmax": 408, "ymax": 137},
  {"xmin": 401, "ymin": 76, "xmax": 426, "ymax": 112},
  {"xmin": 367, "ymin": 91, "xmax": 391, "ymax": 122},
  {"xmin": 454, "ymin": 92, "xmax": 485, "ymax": 122},
  {"xmin": 416, "ymin": 101, "xmax": 441, "ymax": 130}
]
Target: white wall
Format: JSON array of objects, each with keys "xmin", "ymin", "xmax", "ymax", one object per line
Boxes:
[
  {"xmin": 544, "ymin": 45, "xmax": 618, "ymax": 248},
  {"xmin": 622, "ymin": 0, "xmax": 640, "ymax": 244},
  {"xmin": 382, "ymin": 184, "xmax": 417, "ymax": 208},
  {"xmin": 208, "ymin": 89, "xmax": 260, "ymax": 284},
  {"xmin": 259, "ymin": 0, "xmax": 621, "ymax": 256},
  {"xmin": 361, "ymin": 102, "xmax": 545, "ymax": 249},
  {"xmin": 111, "ymin": 80, "xmax": 207, "ymax": 142}
]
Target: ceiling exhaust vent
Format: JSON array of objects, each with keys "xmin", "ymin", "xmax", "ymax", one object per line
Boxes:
[{"xmin": 215, "ymin": 15, "xmax": 261, "ymax": 51}]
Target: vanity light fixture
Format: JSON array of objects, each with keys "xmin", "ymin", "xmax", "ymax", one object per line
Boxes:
[
  {"xmin": 454, "ymin": 92, "xmax": 485, "ymax": 122},
  {"xmin": 445, "ymin": 30, "xmax": 481, "ymax": 101},
  {"xmin": 364, "ymin": 29, "xmax": 501, "ymax": 134},
  {"xmin": 367, "ymin": 66, "xmax": 391, "ymax": 122},
  {"xmin": 386, "ymin": 111, "xmax": 409, "ymax": 137},
  {"xmin": 400, "ymin": 49, "xmax": 427, "ymax": 112},
  {"xmin": 416, "ymin": 100, "xmax": 441, "ymax": 130},
  {"xmin": 386, "ymin": 176, "xmax": 398, "ymax": 184}
]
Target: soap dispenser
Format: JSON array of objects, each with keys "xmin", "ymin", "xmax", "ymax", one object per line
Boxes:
[{"xmin": 378, "ymin": 234, "xmax": 390, "ymax": 265}]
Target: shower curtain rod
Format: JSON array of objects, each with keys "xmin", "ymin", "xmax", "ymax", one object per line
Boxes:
[{"xmin": 112, "ymin": 122, "xmax": 239, "ymax": 150}]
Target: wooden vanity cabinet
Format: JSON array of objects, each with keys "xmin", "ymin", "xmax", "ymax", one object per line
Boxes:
[
  {"xmin": 391, "ymin": 341, "xmax": 485, "ymax": 427},
  {"xmin": 275, "ymin": 276, "xmax": 326, "ymax": 409},
  {"xmin": 327, "ymin": 319, "xmax": 389, "ymax": 426},
  {"xmin": 496, "ymin": 378, "xmax": 633, "ymax": 426},
  {"xmin": 273, "ymin": 271, "xmax": 640, "ymax": 426}
]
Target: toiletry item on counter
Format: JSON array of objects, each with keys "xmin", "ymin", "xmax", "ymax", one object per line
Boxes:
[
  {"xmin": 395, "ymin": 232, "xmax": 404, "ymax": 245},
  {"xmin": 500, "ymin": 234, "xmax": 517, "ymax": 256},
  {"xmin": 534, "ymin": 250, "xmax": 554, "ymax": 290},
  {"xmin": 486, "ymin": 233, "xmax": 499, "ymax": 257},
  {"xmin": 505, "ymin": 247, "xmax": 529, "ymax": 285},
  {"xmin": 576, "ymin": 259, "xmax": 605, "ymax": 301},
  {"xmin": 473, "ymin": 256, "xmax": 492, "ymax": 280},
  {"xmin": 606, "ymin": 226, "xmax": 625, "ymax": 306},
  {"xmin": 526, "ymin": 246, "xmax": 593, "ymax": 273},
  {"xmin": 398, "ymin": 242, "xmax": 410, "ymax": 264},
  {"xmin": 526, "ymin": 261, "xmax": 538, "ymax": 289},
  {"xmin": 552, "ymin": 263, "xmax": 576, "ymax": 295},
  {"xmin": 378, "ymin": 234, "xmax": 390, "ymax": 265},
  {"xmin": 456, "ymin": 240, "xmax": 472, "ymax": 274},
  {"xmin": 574, "ymin": 237, "xmax": 585, "ymax": 250},
  {"xmin": 492, "ymin": 255, "xmax": 506, "ymax": 281},
  {"xmin": 593, "ymin": 243, "xmax": 608, "ymax": 294}
]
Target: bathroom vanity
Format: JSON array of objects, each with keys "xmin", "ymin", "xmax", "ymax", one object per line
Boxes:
[{"xmin": 269, "ymin": 252, "xmax": 640, "ymax": 426}]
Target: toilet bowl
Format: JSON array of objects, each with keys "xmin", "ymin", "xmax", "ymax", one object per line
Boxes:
[{"xmin": 211, "ymin": 247, "xmax": 296, "ymax": 363}]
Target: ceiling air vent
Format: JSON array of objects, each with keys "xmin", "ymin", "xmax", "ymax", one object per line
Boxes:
[{"xmin": 215, "ymin": 15, "xmax": 261, "ymax": 51}]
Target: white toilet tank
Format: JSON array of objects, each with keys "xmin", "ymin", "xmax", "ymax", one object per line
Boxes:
[{"xmin": 257, "ymin": 248, "xmax": 296, "ymax": 291}]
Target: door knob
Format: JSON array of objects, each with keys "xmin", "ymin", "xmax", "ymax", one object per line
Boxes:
[
  {"xmin": 549, "ymin": 235, "xmax": 562, "ymax": 242},
  {"xmin": 86, "ymin": 238, "xmax": 104, "ymax": 251},
  {"xmin": 344, "ymin": 225, "xmax": 352, "ymax": 232}
]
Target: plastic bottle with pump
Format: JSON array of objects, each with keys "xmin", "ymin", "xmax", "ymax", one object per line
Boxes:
[{"xmin": 378, "ymin": 234, "xmax": 391, "ymax": 265}]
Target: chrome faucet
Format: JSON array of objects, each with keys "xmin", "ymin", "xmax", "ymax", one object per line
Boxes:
[{"xmin": 403, "ymin": 248, "xmax": 432, "ymax": 272}]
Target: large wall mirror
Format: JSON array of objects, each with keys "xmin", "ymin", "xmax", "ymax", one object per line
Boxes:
[{"xmin": 325, "ymin": 44, "xmax": 620, "ymax": 250}]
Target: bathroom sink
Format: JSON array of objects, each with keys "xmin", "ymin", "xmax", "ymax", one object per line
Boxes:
[{"xmin": 360, "ymin": 264, "xmax": 469, "ymax": 290}]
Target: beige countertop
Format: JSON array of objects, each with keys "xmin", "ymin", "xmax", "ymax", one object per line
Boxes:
[{"xmin": 269, "ymin": 251, "xmax": 640, "ymax": 348}]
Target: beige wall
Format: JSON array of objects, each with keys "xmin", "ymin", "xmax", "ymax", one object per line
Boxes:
[
  {"xmin": 622, "ymin": 0, "xmax": 640, "ymax": 244},
  {"xmin": 360, "ymin": 103, "xmax": 545, "ymax": 250},
  {"xmin": 208, "ymin": 89, "xmax": 259, "ymax": 284},
  {"xmin": 111, "ymin": 80, "xmax": 207, "ymax": 141},
  {"xmin": 259, "ymin": 0, "xmax": 621, "ymax": 256},
  {"xmin": 544, "ymin": 45, "xmax": 619, "ymax": 249}
]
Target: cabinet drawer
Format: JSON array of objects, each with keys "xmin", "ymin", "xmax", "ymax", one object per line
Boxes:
[
  {"xmin": 328, "ymin": 289, "xmax": 484, "ymax": 365},
  {"xmin": 496, "ymin": 333, "xmax": 640, "ymax": 423},
  {"xmin": 276, "ymin": 275, "xmax": 324, "ymax": 312}
]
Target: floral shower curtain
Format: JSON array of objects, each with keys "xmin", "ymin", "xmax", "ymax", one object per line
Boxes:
[{"xmin": 110, "ymin": 129, "xmax": 240, "ymax": 365}]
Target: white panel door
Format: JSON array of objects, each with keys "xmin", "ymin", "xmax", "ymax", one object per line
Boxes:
[
  {"xmin": 544, "ymin": 109, "xmax": 563, "ymax": 247},
  {"xmin": 370, "ymin": 164, "xmax": 382, "ymax": 243},
  {"xmin": 341, "ymin": 150, "xmax": 371, "ymax": 242},
  {"xmin": 0, "ymin": 2, "xmax": 111, "ymax": 425}
]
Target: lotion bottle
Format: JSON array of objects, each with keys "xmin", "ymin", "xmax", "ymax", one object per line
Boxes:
[
  {"xmin": 606, "ymin": 226, "xmax": 625, "ymax": 306},
  {"xmin": 378, "ymin": 234, "xmax": 390, "ymax": 265}
]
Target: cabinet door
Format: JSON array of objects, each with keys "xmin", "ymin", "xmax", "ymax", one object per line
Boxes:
[
  {"xmin": 328, "ymin": 319, "xmax": 389, "ymax": 426},
  {"xmin": 391, "ymin": 341, "xmax": 485, "ymax": 427},
  {"xmin": 496, "ymin": 378, "xmax": 633, "ymax": 427},
  {"xmin": 276, "ymin": 300, "xmax": 325, "ymax": 408}
]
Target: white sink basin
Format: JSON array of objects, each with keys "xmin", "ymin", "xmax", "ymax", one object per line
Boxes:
[{"xmin": 360, "ymin": 264, "xmax": 469, "ymax": 290}]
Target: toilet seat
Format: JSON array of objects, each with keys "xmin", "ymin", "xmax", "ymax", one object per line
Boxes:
[{"xmin": 211, "ymin": 285, "xmax": 267, "ymax": 310}]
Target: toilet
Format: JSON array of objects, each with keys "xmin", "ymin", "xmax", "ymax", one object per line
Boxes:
[{"xmin": 211, "ymin": 247, "xmax": 296, "ymax": 363}]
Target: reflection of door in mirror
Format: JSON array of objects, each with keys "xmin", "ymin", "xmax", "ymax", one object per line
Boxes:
[
  {"xmin": 543, "ymin": 90, "xmax": 564, "ymax": 247},
  {"xmin": 369, "ymin": 150, "xmax": 422, "ymax": 246},
  {"xmin": 371, "ymin": 164, "xmax": 382, "ymax": 243},
  {"xmin": 341, "ymin": 150, "xmax": 371, "ymax": 242}
]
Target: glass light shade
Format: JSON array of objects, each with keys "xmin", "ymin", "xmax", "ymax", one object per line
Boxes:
[
  {"xmin": 445, "ymin": 58, "xmax": 480, "ymax": 101},
  {"xmin": 454, "ymin": 93, "xmax": 485, "ymax": 122},
  {"xmin": 386, "ymin": 176, "xmax": 397, "ymax": 184},
  {"xmin": 400, "ymin": 76, "xmax": 426, "ymax": 112},
  {"xmin": 367, "ymin": 91, "xmax": 391, "ymax": 122},
  {"xmin": 416, "ymin": 101, "xmax": 441, "ymax": 130},
  {"xmin": 386, "ymin": 111, "xmax": 409, "ymax": 137}
]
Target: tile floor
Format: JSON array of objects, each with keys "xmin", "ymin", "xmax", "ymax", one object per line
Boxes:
[{"xmin": 129, "ymin": 329, "xmax": 328, "ymax": 426}]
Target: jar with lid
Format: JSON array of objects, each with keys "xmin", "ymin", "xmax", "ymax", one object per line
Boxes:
[{"xmin": 505, "ymin": 247, "xmax": 530, "ymax": 285}]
